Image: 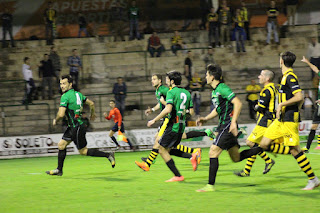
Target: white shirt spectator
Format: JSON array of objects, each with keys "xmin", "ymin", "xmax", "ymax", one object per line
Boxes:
[
  {"xmin": 22, "ymin": 63, "xmax": 33, "ymax": 81},
  {"xmin": 307, "ymin": 42, "xmax": 320, "ymax": 59}
]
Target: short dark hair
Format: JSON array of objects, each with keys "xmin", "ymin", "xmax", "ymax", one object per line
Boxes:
[
  {"xmin": 110, "ymin": 100, "xmax": 116, "ymax": 103},
  {"xmin": 166, "ymin": 71, "xmax": 182, "ymax": 85},
  {"xmin": 24, "ymin": 57, "xmax": 29, "ymax": 62},
  {"xmin": 152, "ymin": 74, "xmax": 162, "ymax": 82},
  {"xmin": 72, "ymin": 49, "xmax": 77, "ymax": 52},
  {"xmin": 50, "ymin": 46, "xmax": 55, "ymax": 50},
  {"xmin": 280, "ymin": 51, "xmax": 296, "ymax": 68},
  {"xmin": 60, "ymin": 74, "xmax": 73, "ymax": 84},
  {"xmin": 207, "ymin": 64, "xmax": 222, "ymax": 80},
  {"xmin": 44, "ymin": 54, "xmax": 48, "ymax": 56}
]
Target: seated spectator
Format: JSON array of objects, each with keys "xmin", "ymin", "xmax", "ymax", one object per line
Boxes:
[
  {"xmin": 78, "ymin": 12, "xmax": 88, "ymax": 37},
  {"xmin": 147, "ymin": 32, "xmax": 164, "ymax": 57},
  {"xmin": 232, "ymin": 8, "xmax": 246, "ymax": 52},
  {"xmin": 202, "ymin": 46, "xmax": 215, "ymax": 68},
  {"xmin": 189, "ymin": 71, "xmax": 203, "ymax": 117},
  {"xmin": 184, "ymin": 51, "xmax": 193, "ymax": 83},
  {"xmin": 39, "ymin": 54, "xmax": 55, "ymax": 100},
  {"xmin": 22, "ymin": 57, "xmax": 36, "ymax": 104},
  {"xmin": 171, "ymin": 31, "xmax": 183, "ymax": 55}
]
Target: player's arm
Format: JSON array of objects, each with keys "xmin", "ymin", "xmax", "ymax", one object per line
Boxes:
[
  {"xmin": 197, "ymin": 108, "xmax": 218, "ymax": 126},
  {"xmin": 104, "ymin": 110, "xmax": 113, "ymax": 120},
  {"xmin": 255, "ymin": 90, "xmax": 271, "ymax": 113},
  {"xmin": 145, "ymin": 103, "xmax": 160, "ymax": 116},
  {"xmin": 301, "ymin": 56, "xmax": 319, "ymax": 74},
  {"xmin": 116, "ymin": 109, "xmax": 122, "ymax": 128},
  {"xmin": 147, "ymin": 104, "xmax": 172, "ymax": 127},
  {"xmin": 229, "ymin": 97, "xmax": 242, "ymax": 136},
  {"xmin": 53, "ymin": 107, "xmax": 66, "ymax": 126},
  {"xmin": 85, "ymin": 98, "xmax": 96, "ymax": 121}
]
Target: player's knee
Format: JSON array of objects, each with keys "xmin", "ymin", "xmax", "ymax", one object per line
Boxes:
[
  {"xmin": 230, "ymin": 155, "xmax": 240, "ymax": 162},
  {"xmin": 58, "ymin": 141, "xmax": 67, "ymax": 150},
  {"xmin": 79, "ymin": 148, "xmax": 87, "ymax": 155},
  {"xmin": 246, "ymin": 140, "xmax": 254, "ymax": 147}
]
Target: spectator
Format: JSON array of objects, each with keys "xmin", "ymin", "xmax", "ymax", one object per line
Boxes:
[
  {"xmin": 190, "ymin": 71, "xmax": 203, "ymax": 116},
  {"xmin": 240, "ymin": 1, "xmax": 250, "ymax": 40},
  {"xmin": 286, "ymin": 0, "xmax": 298, "ymax": 26},
  {"xmin": 49, "ymin": 46, "xmax": 61, "ymax": 90},
  {"xmin": 1, "ymin": 7, "xmax": 15, "ymax": 48},
  {"xmin": 143, "ymin": 22, "xmax": 154, "ymax": 34},
  {"xmin": 266, "ymin": 1, "xmax": 279, "ymax": 45},
  {"xmin": 184, "ymin": 51, "xmax": 193, "ymax": 83},
  {"xmin": 246, "ymin": 79, "xmax": 261, "ymax": 120},
  {"xmin": 207, "ymin": 7, "xmax": 219, "ymax": 47},
  {"xmin": 147, "ymin": 32, "xmax": 164, "ymax": 57},
  {"xmin": 171, "ymin": 30, "xmax": 183, "ymax": 55},
  {"xmin": 306, "ymin": 37, "xmax": 320, "ymax": 82},
  {"xmin": 39, "ymin": 54, "xmax": 54, "ymax": 100},
  {"xmin": 22, "ymin": 57, "xmax": 36, "ymax": 104},
  {"xmin": 78, "ymin": 12, "xmax": 88, "ymax": 37},
  {"xmin": 128, "ymin": 0, "xmax": 140, "ymax": 40},
  {"xmin": 112, "ymin": 77, "xmax": 127, "ymax": 116},
  {"xmin": 199, "ymin": 0, "xmax": 211, "ymax": 30},
  {"xmin": 303, "ymin": 92, "xmax": 314, "ymax": 120},
  {"xmin": 218, "ymin": 0, "xmax": 232, "ymax": 48},
  {"xmin": 43, "ymin": 1, "xmax": 57, "ymax": 45},
  {"xmin": 232, "ymin": 8, "xmax": 246, "ymax": 53},
  {"xmin": 202, "ymin": 46, "xmax": 215, "ymax": 68},
  {"xmin": 67, "ymin": 49, "xmax": 82, "ymax": 91},
  {"xmin": 111, "ymin": 1, "xmax": 126, "ymax": 42}
]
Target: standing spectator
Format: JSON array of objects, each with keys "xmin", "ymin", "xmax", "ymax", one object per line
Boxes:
[
  {"xmin": 199, "ymin": 0, "xmax": 211, "ymax": 30},
  {"xmin": 202, "ymin": 46, "xmax": 215, "ymax": 68},
  {"xmin": 207, "ymin": 7, "xmax": 219, "ymax": 47},
  {"xmin": 266, "ymin": 1, "xmax": 279, "ymax": 45},
  {"xmin": 218, "ymin": 1, "xmax": 232, "ymax": 48},
  {"xmin": 232, "ymin": 8, "xmax": 246, "ymax": 53},
  {"xmin": 147, "ymin": 32, "xmax": 164, "ymax": 57},
  {"xmin": 128, "ymin": 0, "xmax": 140, "ymax": 40},
  {"xmin": 1, "ymin": 7, "xmax": 15, "ymax": 48},
  {"xmin": 43, "ymin": 1, "xmax": 57, "ymax": 45},
  {"xmin": 22, "ymin": 57, "xmax": 36, "ymax": 104},
  {"xmin": 184, "ymin": 51, "xmax": 193, "ymax": 83},
  {"xmin": 78, "ymin": 12, "xmax": 88, "ymax": 37},
  {"xmin": 49, "ymin": 46, "xmax": 61, "ymax": 84},
  {"xmin": 246, "ymin": 80, "xmax": 261, "ymax": 120},
  {"xmin": 39, "ymin": 54, "xmax": 54, "ymax": 100},
  {"xmin": 286, "ymin": 0, "xmax": 298, "ymax": 26},
  {"xmin": 171, "ymin": 31, "xmax": 183, "ymax": 55},
  {"xmin": 112, "ymin": 77, "xmax": 127, "ymax": 117},
  {"xmin": 306, "ymin": 37, "xmax": 320, "ymax": 82},
  {"xmin": 240, "ymin": 1, "xmax": 250, "ymax": 40},
  {"xmin": 190, "ymin": 71, "xmax": 203, "ymax": 117},
  {"xmin": 303, "ymin": 92, "xmax": 314, "ymax": 120},
  {"xmin": 67, "ymin": 49, "xmax": 82, "ymax": 91},
  {"xmin": 111, "ymin": 2, "xmax": 126, "ymax": 42}
]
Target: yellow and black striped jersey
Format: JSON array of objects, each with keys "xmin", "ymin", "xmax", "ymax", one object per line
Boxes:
[
  {"xmin": 278, "ymin": 68, "xmax": 301, "ymax": 122},
  {"xmin": 256, "ymin": 83, "xmax": 277, "ymax": 127}
]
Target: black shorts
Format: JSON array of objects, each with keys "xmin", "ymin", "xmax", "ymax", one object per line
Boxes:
[
  {"xmin": 312, "ymin": 106, "xmax": 320, "ymax": 124},
  {"xmin": 111, "ymin": 122, "xmax": 125, "ymax": 133},
  {"xmin": 159, "ymin": 123, "xmax": 183, "ymax": 148},
  {"xmin": 214, "ymin": 122, "xmax": 239, "ymax": 150},
  {"xmin": 62, "ymin": 124, "xmax": 87, "ymax": 150}
]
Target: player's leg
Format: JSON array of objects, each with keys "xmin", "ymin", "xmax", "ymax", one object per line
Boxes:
[
  {"xmin": 234, "ymin": 140, "xmax": 257, "ymax": 177},
  {"xmin": 109, "ymin": 127, "xmax": 121, "ymax": 148},
  {"xmin": 46, "ymin": 139, "xmax": 71, "ymax": 176},
  {"xmin": 120, "ymin": 123, "xmax": 134, "ymax": 150},
  {"xmin": 159, "ymin": 146, "xmax": 184, "ymax": 182},
  {"xmin": 304, "ymin": 123, "xmax": 319, "ymax": 151}
]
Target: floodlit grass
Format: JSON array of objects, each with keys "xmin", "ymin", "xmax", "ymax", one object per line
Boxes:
[{"xmin": 1, "ymin": 144, "xmax": 320, "ymax": 213}]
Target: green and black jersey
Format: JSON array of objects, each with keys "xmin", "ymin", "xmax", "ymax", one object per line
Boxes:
[
  {"xmin": 60, "ymin": 89, "xmax": 87, "ymax": 127},
  {"xmin": 166, "ymin": 87, "xmax": 193, "ymax": 133},
  {"xmin": 278, "ymin": 69, "xmax": 301, "ymax": 122},
  {"xmin": 256, "ymin": 83, "xmax": 277, "ymax": 127},
  {"xmin": 155, "ymin": 85, "xmax": 169, "ymax": 111},
  {"xmin": 211, "ymin": 83, "xmax": 236, "ymax": 126}
]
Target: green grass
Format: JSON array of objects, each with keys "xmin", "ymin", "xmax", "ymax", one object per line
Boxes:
[{"xmin": 1, "ymin": 145, "xmax": 320, "ymax": 213}]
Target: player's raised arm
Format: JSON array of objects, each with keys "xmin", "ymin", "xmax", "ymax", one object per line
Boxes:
[{"xmin": 301, "ymin": 56, "xmax": 319, "ymax": 74}]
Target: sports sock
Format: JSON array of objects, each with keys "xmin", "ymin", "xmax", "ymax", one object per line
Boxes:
[
  {"xmin": 209, "ymin": 158, "xmax": 219, "ymax": 185},
  {"xmin": 110, "ymin": 136, "xmax": 120, "ymax": 146},
  {"xmin": 186, "ymin": 131, "xmax": 206, "ymax": 139},
  {"xmin": 57, "ymin": 149, "xmax": 66, "ymax": 171},
  {"xmin": 176, "ymin": 144, "xmax": 194, "ymax": 154},
  {"xmin": 127, "ymin": 138, "xmax": 134, "ymax": 149},
  {"xmin": 318, "ymin": 135, "xmax": 320, "ymax": 147},
  {"xmin": 170, "ymin": 149, "xmax": 192, "ymax": 158},
  {"xmin": 239, "ymin": 147, "xmax": 263, "ymax": 161},
  {"xmin": 87, "ymin": 149, "xmax": 110, "ymax": 157},
  {"xmin": 243, "ymin": 155, "xmax": 257, "ymax": 175},
  {"xmin": 166, "ymin": 159, "xmax": 181, "ymax": 177},
  {"xmin": 294, "ymin": 152, "xmax": 316, "ymax": 180},
  {"xmin": 145, "ymin": 149, "xmax": 159, "ymax": 167},
  {"xmin": 306, "ymin": 130, "xmax": 316, "ymax": 150},
  {"xmin": 270, "ymin": 143, "xmax": 290, "ymax": 154},
  {"xmin": 258, "ymin": 152, "xmax": 272, "ymax": 164}
]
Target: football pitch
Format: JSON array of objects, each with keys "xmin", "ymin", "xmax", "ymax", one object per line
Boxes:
[{"xmin": 1, "ymin": 145, "xmax": 320, "ymax": 213}]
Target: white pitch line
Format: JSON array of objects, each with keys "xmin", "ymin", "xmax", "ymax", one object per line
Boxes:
[{"xmin": 27, "ymin": 173, "xmax": 42, "ymax": 175}]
